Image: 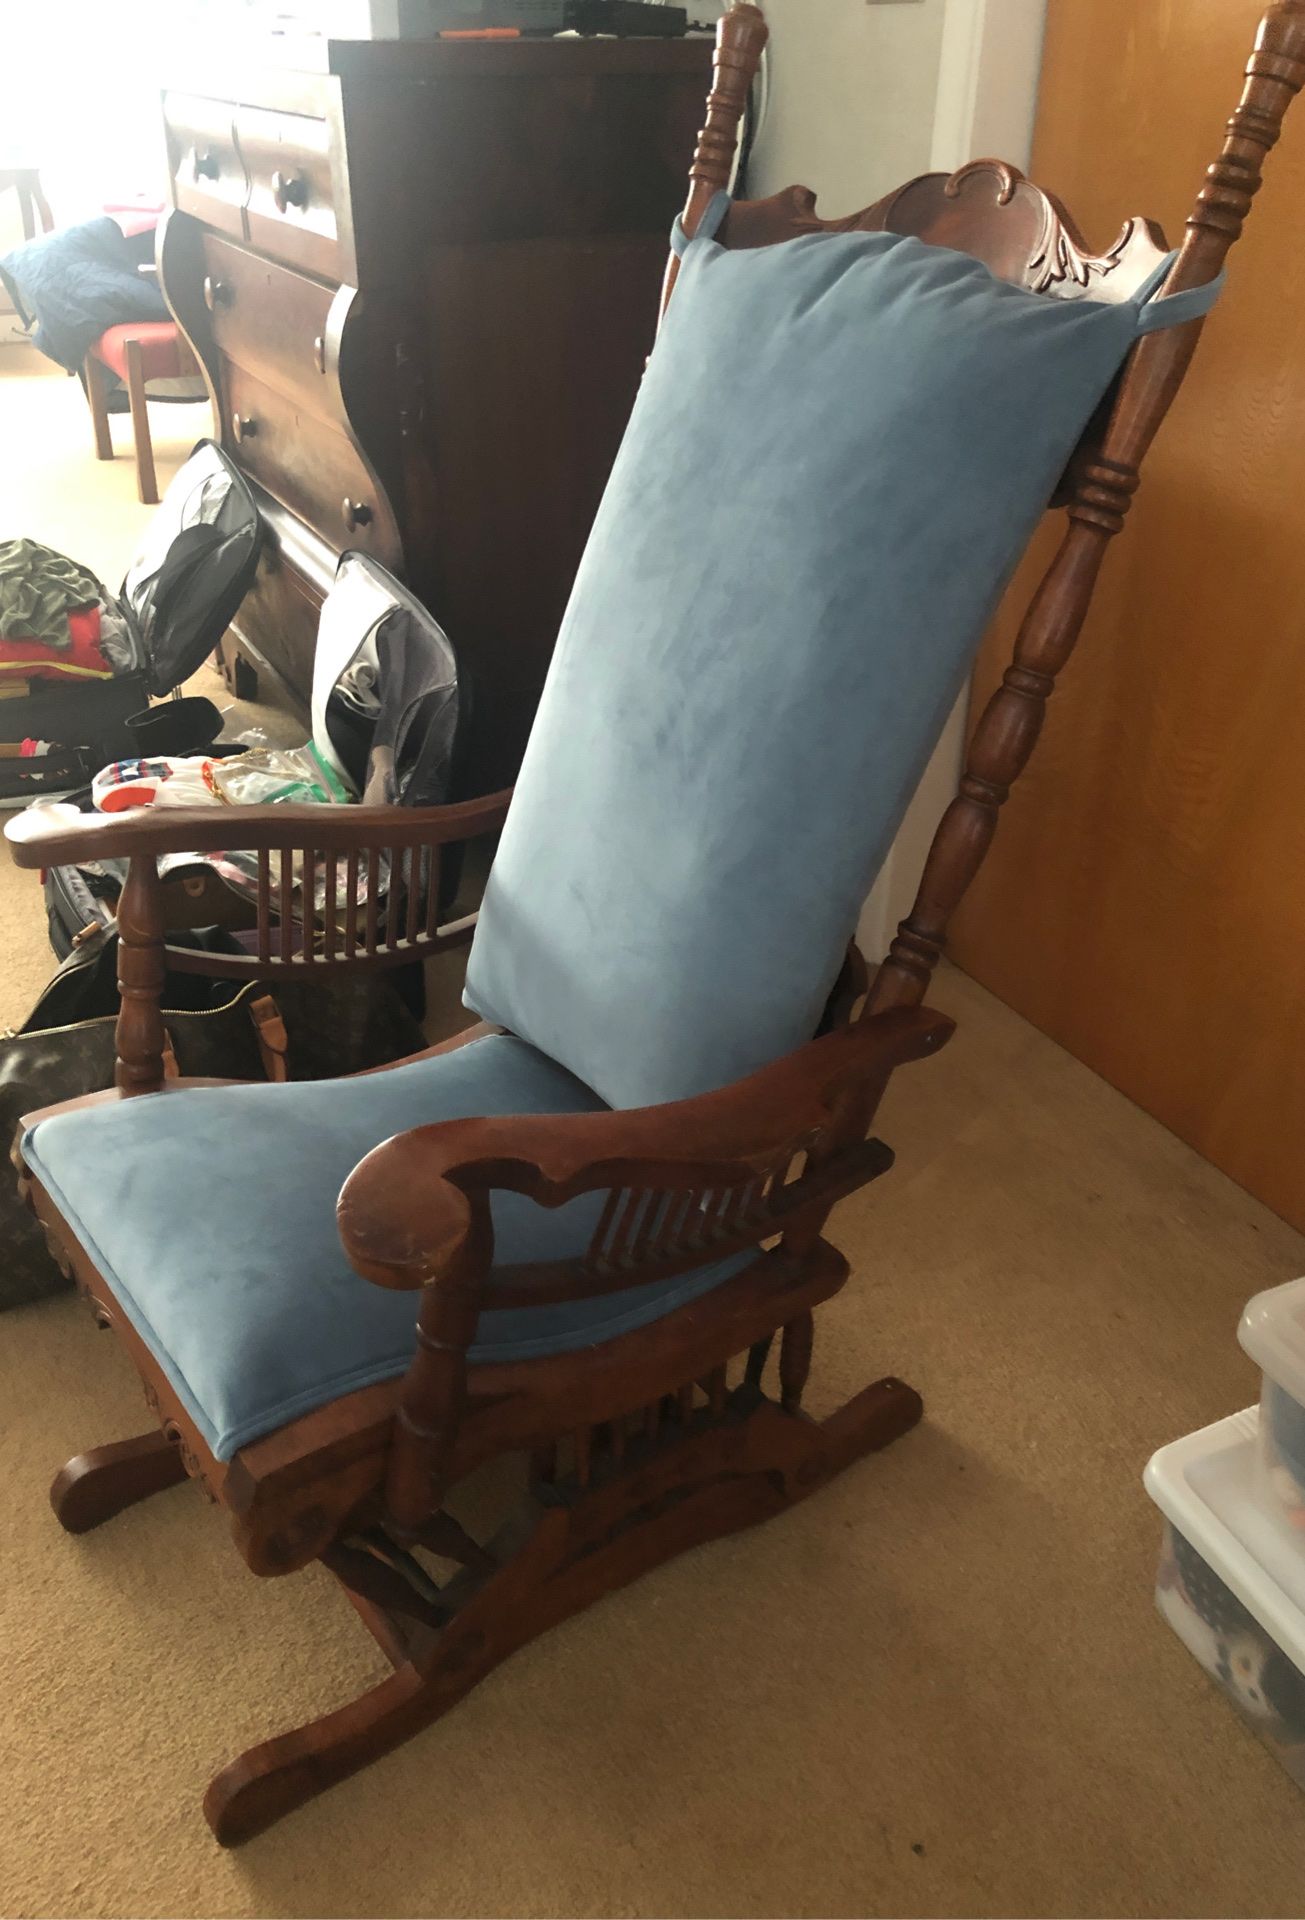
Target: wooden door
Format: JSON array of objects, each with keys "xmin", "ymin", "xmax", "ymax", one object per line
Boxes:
[{"xmin": 950, "ymin": 0, "xmax": 1305, "ymax": 1231}]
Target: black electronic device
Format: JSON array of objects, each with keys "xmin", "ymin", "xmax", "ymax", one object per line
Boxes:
[{"xmin": 393, "ymin": 0, "xmax": 688, "ymax": 34}]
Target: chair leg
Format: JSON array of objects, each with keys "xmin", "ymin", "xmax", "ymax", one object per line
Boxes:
[
  {"xmin": 84, "ymin": 354, "xmax": 114, "ymax": 462},
  {"xmin": 203, "ymin": 1374, "xmax": 923, "ymax": 1844},
  {"xmin": 123, "ymin": 336, "xmax": 158, "ymax": 504},
  {"xmin": 50, "ymin": 1431, "xmax": 189, "ymax": 1534}
]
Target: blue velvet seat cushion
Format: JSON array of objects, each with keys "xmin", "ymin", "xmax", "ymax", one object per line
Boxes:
[
  {"xmin": 23, "ymin": 1035, "xmax": 747, "ymax": 1461},
  {"xmin": 465, "ymin": 211, "xmax": 1218, "ymax": 1111}
]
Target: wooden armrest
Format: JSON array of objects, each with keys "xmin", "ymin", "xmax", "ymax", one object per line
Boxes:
[
  {"xmin": 3, "ymin": 787, "xmax": 514, "ymax": 869},
  {"xmin": 338, "ymin": 1005, "xmax": 954, "ymax": 1294}
]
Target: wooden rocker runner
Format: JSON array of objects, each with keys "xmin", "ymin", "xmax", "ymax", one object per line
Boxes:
[{"xmin": 6, "ymin": 0, "xmax": 1302, "ymax": 1844}]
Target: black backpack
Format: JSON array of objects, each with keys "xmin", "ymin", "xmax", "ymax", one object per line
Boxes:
[
  {"xmin": 115, "ymin": 439, "xmax": 263, "ymax": 697},
  {"xmin": 0, "ymin": 441, "xmax": 262, "ymax": 799}
]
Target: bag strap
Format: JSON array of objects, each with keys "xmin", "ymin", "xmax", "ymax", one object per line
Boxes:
[
  {"xmin": 1133, "ymin": 250, "xmax": 1225, "ymax": 333},
  {"xmin": 671, "ymin": 189, "xmax": 734, "ymax": 258}
]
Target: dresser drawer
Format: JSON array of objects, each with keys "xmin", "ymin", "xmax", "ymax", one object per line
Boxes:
[
  {"xmin": 164, "ymin": 93, "xmax": 247, "ymax": 238},
  {"xmin": 200, "ymin": 234, "xmax": 339, "ymax": 419},
  {"xmin": 220, "ymin": 360, "xmax": 399, "ymax": 566},
  {"xmin": 236, "ymin": 107, "xmax": 350, "ymax": 283},
  {"xmin": 227, "ymin": 542, "xmax": 322, "ymax": 708}
]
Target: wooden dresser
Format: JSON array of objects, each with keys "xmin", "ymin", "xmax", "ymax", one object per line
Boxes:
[{"xmin": 158, "ymin": 35, "xmax": 711, "ymax": 787}]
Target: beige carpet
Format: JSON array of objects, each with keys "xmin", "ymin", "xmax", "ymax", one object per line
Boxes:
[{"xmin": 3, "ymin": 349, "xmax": 1305, "ymax": 1920}]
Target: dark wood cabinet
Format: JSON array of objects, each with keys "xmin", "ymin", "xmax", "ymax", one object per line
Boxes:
[{"xmin": 158, "ymin": 36, "xmax": 711, "ymax": 787}]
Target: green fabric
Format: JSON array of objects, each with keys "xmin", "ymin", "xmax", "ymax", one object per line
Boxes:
[{"xmin": 0, "ymin": 539, "xmax": 102, "ymax": 645}]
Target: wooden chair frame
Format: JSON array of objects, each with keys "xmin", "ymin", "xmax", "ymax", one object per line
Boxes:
[
  {"xmin": 85, "ymin": 326, "xmax": 204, "ymax": 506},
  {"xmin": 7, "ymin": 0, "xmax": 1304, "ymax": 1845}
]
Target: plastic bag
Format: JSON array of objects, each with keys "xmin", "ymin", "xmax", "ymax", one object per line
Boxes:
[
  {"xmin": 92, "ymin": 755, "xmax": 215, "ymax": 812},
  {"xmin": 206, "ymin": 743, "xmax": 351, "ymax": 808}
]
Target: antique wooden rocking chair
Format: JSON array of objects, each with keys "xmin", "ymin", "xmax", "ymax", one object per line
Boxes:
[{"xmin": 6, "ymin": 0, "xmax": 1302, "ymax": 1845}]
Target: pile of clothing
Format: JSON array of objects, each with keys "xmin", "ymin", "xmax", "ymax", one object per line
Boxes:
[{"xmin": 0, "ymin": 540, "xmax": 134, "ymax": 695}]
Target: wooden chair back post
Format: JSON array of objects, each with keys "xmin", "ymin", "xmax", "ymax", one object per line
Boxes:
[
  {"xmin": 659, "ymin": 3, "xmax": 768, "ymax": 317},
  {"xmin": 866, "ymin": 1, "xmax": 1305, "ymax": 1014}
]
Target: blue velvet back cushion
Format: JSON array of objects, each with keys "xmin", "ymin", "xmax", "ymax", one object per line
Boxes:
[{"xmin": 466, "ymin": 225, "xmax": 1148, "ymax": 1109}]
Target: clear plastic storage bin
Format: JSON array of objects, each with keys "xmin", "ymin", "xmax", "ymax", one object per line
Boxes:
[
  {"xmin": 1145, "ymin": 1408, "xmax": 1305, "ymax": 1790},
  {"xmin": 1238, "ymin": 1277, "xmax": 1305, "ymax": 1534}
]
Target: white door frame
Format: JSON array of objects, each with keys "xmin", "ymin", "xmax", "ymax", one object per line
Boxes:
[{"xmin": 857, "ymin": 0, "xmax": 1049, "ymax": 965}]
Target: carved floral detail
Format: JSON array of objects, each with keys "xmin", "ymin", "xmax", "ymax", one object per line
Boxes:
[{"xmin": 1028, "ymin": 218, "xmax": 1137, "ymax": 296}]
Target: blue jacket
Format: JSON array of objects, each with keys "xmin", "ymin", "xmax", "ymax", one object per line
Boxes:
[{"xmin": 0, "ymin": 217, "xmax": 169, "ymax": 373}]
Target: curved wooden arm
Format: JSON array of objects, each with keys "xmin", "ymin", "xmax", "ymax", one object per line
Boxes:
[
  {"xmin": 340, "ymin": 1002, "xmax": 951, "ymax": 1537},
  {"xmin": 338, "ymin": 1005, "xmax": 952, "ymax": 1295},
  {"xmin": 3, "ymin": 787, "xmax": 514, "ymax": 869}
]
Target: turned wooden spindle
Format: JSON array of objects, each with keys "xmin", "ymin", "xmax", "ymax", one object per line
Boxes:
[
  {"xmin": 659, "ymin": 2, "xmax": 768, "ymax": 319},
  {"xmin": 115, "ymin": 854, "xmax": 168, "ymax": 1095},
  {"xmin": 867, "ymin": 0, "xmax": 1305, "ymax": 1016},
  {"xmin": 384, "ymin": 1197, "xmax": 493, "ymax": 1538}
]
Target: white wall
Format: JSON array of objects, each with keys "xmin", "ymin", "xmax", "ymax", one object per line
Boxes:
[{"xmin": 747, "ymin": 0, "xmax": 948, "ymax": 207}]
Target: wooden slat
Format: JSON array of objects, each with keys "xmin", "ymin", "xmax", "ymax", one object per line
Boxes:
[
  {"xmin": 344, "ymin": 849, "xmax": 360, "ymax": 958},
  {"xmin": 709, "ymin": 1186, "xmax": 736, "ymax": 1239},
  {"xmin": 385, "ymin": 848, "xmax": 402, "ymax": 950},
  {"xmin": 405, "ymin": 846, "xmax": 421, "ymax": 944},
  {"xmin": 365, "ymin": 848, "xmax": 381, "ymax": 953},
  {"xmin": 631, "ymin": 1189, "xmax": 670, "ymax": 1260},
  {"xmin": 588, "ymin": 1186, "xmax": 625, "ymax": 1269},
  {"xmin": 607, "ymin": 1189, "xmax": 648, "ymax": 1268},
  {"xmin": 684, "ymin": 1189, "xmax": 712, "ymax": 1250},
  {"xmin": 255, "ymin": 849, "xmax": 272, "ymax": 966},
  {"xmin": 424, "ymin": 845, "xmax": 442, "ymax": 940},
  {"xmin": 279, "ymin": 846, "xmax": 295, "ymax": 962},
  {"xmin": 323, "ymin": 852, "xmax": 338, "ymax": 959},
  {"xmin": 659, "ymin": 1188, "xmax": 698, "ymax": 1255},
  {"xmin": 301, "ymin": 851, "xmax": 317, "ymax": 958}
]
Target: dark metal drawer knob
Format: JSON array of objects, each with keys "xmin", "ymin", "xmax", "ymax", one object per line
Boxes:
[
  {"xmin": 342, "ymin": 498, "xmax": 373, "ymax": 533},
  {"xmin": 191, "ymin": 147, "xmax": 221, "ymax": 182},
  {"xmin": 203, "ymin": 276, "xmax": 233, "ymax": 312},
  {"xmin": 232, "ymin": 414, "xmax": 258, "ymax": 445},
  {"xmin": 272, "ymin": 169, "xmax": 309, "ymax": 213}
]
